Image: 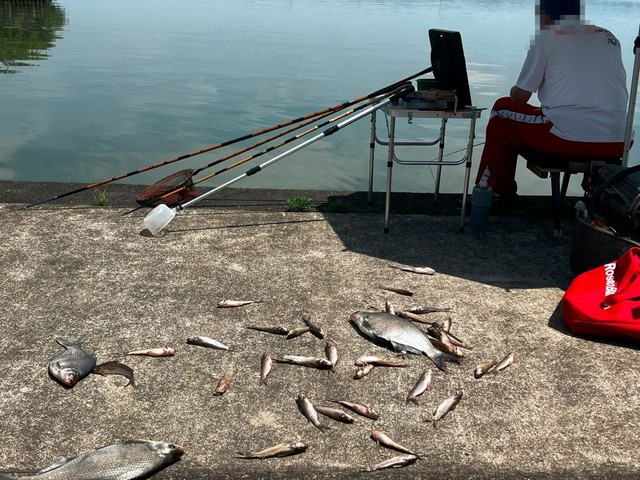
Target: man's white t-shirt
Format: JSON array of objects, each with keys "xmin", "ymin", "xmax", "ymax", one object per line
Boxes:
[{"xmin": 516, "ymin": 19, "xmax": 628, "ymax": 142}]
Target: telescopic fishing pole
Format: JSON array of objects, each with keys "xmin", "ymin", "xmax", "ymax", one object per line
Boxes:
[
  {"xmin": 142, "ymin": 83, "xmax": 415, "ymax": 236},
  {"xmin": 127, "ymin": 88, "xmax": 403, "ymax": 214},
  {"xmin": 25, "ymin": 67, "xmax": 432, "ymax": 209}
]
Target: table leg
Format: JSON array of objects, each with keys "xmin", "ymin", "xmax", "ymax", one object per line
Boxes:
[
  {"xmin": 384, "ymin": 115, "xmax": 396, "ymax": 233},
  {"xmin": 368, "ymin": 112, "xmax": 377, "ymax": 205},
  {"xmin": 459, "ymin": 116, "xmax": 478, "ymax": 233},
  {"xmin": 434, "ymin": 118, "xmax": 447, "ymax": 203}
]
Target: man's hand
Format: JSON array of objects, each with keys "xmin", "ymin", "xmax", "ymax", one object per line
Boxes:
[{"xmin": 510, "ymin": 86, "xmax": 532, "ymax": 104}]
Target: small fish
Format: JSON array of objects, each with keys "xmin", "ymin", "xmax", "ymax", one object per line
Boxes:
[
  {"xmin": 397, "ymin": 310, "xmax": 433, "ymax": 325},
  {"xmin": 48, "ymin": 337, "xmax": 97, "ymax": 388},
  {"xmin": 124, "ymin": 346, "xmax": 176, "ymax": 357},
  {"xmin": 354, "ymin": 356, "xmax": 408, "ymax": 368},
  {"xmin": 474, "ymin": 358, "xmax": 501, "ymax": 379},
  {"xmin": 15, "ymin": 440, "xmax": 184, "ymax": 479},
  {"xmin": 274, "ymin": 355, "xmax": 334, "ymax": 370},
  {"xmin": 314, "ymin": 406, "xmax": 355, "ymax": 424},
  {"xmin": 329, "ymin": 399, "xmax": 379, "ymax": 420},
  {"xmin": 429, "ymin": 391, "xmax": 463, "ymax": 427},
  {"xmin": 324, "ymin": 338, "xmax": 338, "ymax": 368},
  {"xmin": 236, "ymin": 440, "xmax": 308, "ymax": 459},
  {"xmin": 214, "ymin": 373, "xmax": 233, "ymax": 396},
  {"xmin": 245, "ymin": 325, "xmax": 291, "ymax": 336},
  {"xmin": 296, "ymin": 394, "xmax": 329, "ymax": 432},
  {"xmin": 301, "ymin": 313, "xmax": 326, "ymax": 339},
  {"xmin": 370, "ymin": 430, "xmax": 421, "ymax": 456},
  {"xmin": 405, "ymin": 305, "xmax": 453, "ymax": 314},
  {"xmin": 379, "ymin": 286, "xmax": 414, "ymax": 296},
  {"xmin": 390, "ymin": 263, "xmax": 436, "ymax": 275},
  {"xmin": 217, "ymin": 299, "xmax": 260, "ymax": 308},
  {"xmin": 260, "ymin": 351, "xmax": 273, "ymax": 385},
  {"xmin": 384, "ymin": 300, "xmax": 396, "ymax": 315},
  {"xmin": 492, "ymin": 351, "xmax": 515, "ymax": 374},
  {"xmin": 359, "ymin": 454, "xmax": 418, "ymax": 472},
  {"xmin": 406, "ymin": 369, "xmax": 432, "ymax": 405},
  {"xmin": 285, "ymin": 326, "xmax": 310, "ymax": 340},
  {"xmin": 186, "ymin": 336, "xmax": 233, "ymax": 351},
  {"xmin": 92, "ymin": 361, "xmax": 135, "ymax": 387},
  {"xmin": 354, "ymin": 363, "xmax": 375, "ymax": 379}
]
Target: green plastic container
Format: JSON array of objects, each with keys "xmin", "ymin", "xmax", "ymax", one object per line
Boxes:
[{"xmin": 416, "ymin": 78, "xmax": 438, "ymax": 91}]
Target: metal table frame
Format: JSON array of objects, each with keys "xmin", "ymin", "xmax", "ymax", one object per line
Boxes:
[{"xmin": 368, "ymin": 104, "xmax": 483, "ymax": 233}]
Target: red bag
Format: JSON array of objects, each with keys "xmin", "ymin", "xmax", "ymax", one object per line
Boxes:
[{"xmin": 562, "ymin": 247, "xmax": 640, "ymax": 340}]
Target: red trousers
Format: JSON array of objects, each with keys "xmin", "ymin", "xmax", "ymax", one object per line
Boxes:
[{"xmin": 475, "ymin": 97, "xmax": 624, "ymax": 195}]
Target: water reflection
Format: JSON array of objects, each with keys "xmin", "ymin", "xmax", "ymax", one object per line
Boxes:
[{"xmin": 0, "ymin": 0, "xmax": 66, "ymax": 74}]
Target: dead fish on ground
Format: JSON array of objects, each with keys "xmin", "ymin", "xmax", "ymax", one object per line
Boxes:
[
  {"xmin": 296, "ymin": 394, "xmax": 329, "ymax": 432},
  {"xmin": 10, "ymin": 440, "xmax": 183, "ymax": 479},
  {"xmin": 285, "ymin": 326, "xmax": 310, "ymax": 339},
  {"xmin": 245, "ymin": 325, "xmax": 291, "ymax": 336},
  {"xmin": 236, "ymin": 440, "xmax": 308, "ymax": 459},
  {"xmin": 354, "ymin": 355, "xmax": 408, "ymax": 368},
  {"xmin": 324, "ymin": 338, "xmax": 338, "ymax": 369},
  {"xmin": 329, "ymin": 399, "xmax": 379, "ymax": 420},
  {"xmin": 260, "ymin": 351, "xmax": 273, "ymax": 385},
  {"xmin": 397, "ymin": 310, "xmax": 433, "ymax": 325},
  {"xmin": 274, "ymin": 355, "xmax": 333, "ymax": 370},
  {"xmin": 370, "ymin": 430, "xmax": 421, "ymax": 457},
  {"xmin": 124, "ymin": 346, "xmax": 176, "ymax": 357},
  {"xmin": 186, "ymin": 336, "xmax": 233, "ymax": 351},
  {"xmin": 349, "ymin": 311, "xmax": 458, "ymax": 371},
  {"xmin": 406, "ymin": 369, "xmax": 432, "ymax": 405},
  {"xmin": 492, "ymin": 351, "xmax": 515, "ymax": 374},
  {"xmin": 301, "ymin": 313, "xmax": 326, "ymax": 339},
  {"xmin": 214, "ymin": 373, "xmax": 233, "ymax": 396},
  {"xmin": 379, "ymin": 286, "xmax": 414, "ymax": 296},
  {"xmin": 429, "ymin": 391, "xmax": 463, "ymax": 427},
  {"xmin": 474, "ymin": 358, "xmax": 501, "ymax": 379},
  {"xmin": 92, "ymin": 361, "xmax": 135, "ymax": 387},
  {"xmin": 354, "ymin": 363, "xmax": 375, "ymax": 379},
  {"xmin": 405, "ymin": 305, "xmax": 453, "ymax": 314},
  {"xmin": 217, "ymin": 299, "xmax": 261, "ymax": 308},
  {"xmin": 389, "ymin": 263, "xmax": 436, "ymax": 275},
  {"xmin": 359, "ymin": 454, "xmax": 418, "ymax": 472},
  {"xmin": 314, "ymin": 405, "xmax": 355, "ymax": 424},
  {"xmin": 48, "ymin": 336, "xmax": 97, "ymax": 388}
]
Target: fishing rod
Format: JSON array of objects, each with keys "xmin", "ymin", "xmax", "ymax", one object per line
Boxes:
[
  {"xmin": 142, "ymin": 83, "xmax": 415, "ymax": 236},
  {"xmin": 127, "ymin": 87, "xmax": 406, "ymax": 215},
  {"xmin": 25, "ymin": 67, "xmax": 433, "ymax": 209}
]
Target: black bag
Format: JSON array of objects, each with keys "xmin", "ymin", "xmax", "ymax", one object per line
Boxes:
[{"xmin": 588, "ymin": 164, "xmax": 640, "ymax": 236}]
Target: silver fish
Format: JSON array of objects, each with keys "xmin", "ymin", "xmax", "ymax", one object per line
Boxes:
[
  {"xmin": 236, "ymin": 440, "xmax": 308, "ymax": 459},
  {"xmin": 260, "ymin": 351, "xmax": 273, "ymax": 385},
  {"xmin": 370, "ymin": 430, "xmax": 421, "ymax": 456},
  {"xmin": 274, "ymin": 355, "xmax": 333, "ymax": 370},
  {"xmin": 493, "ymin": 351, "xmax": 515, "ymax": 374},
  {"xmin": 285, "ymin": 326, "xmax": 310, "ymax": 339},
  {"xmin": 301, "ymin": 314, "xmax": 326, "ymax": 339},
  {"xmin": 405, "ymin": 305, "xmax": 453, "ymax": 314},
  {"xmin": 354, "ymin": 355, "xmax": 408, "ymax": 368},
  {"xmin": 48, "ymin": 337, "xmax": 97, "ymax": 388},
  {"xmin": 406, "ymin": 369, "xmax": 432, "ymax": 405},
  {"xmin": 349, "ymin": 311, "xmax": 458, "ymax": 371},
  {"xmin": 389, "ymin": 263, "xmax": 436, "ymax": 275},
  {"xmin": 314, "ymin": 405, "xmax": 355, "ymax": 424},
  {"xmin": 474, "ymin": 358, "xmax": 501, "ymax": 379},
  {"xmin": 324, "ymin": 338, "xmax": 338, "ymax": 368},
  {"xmin": 296, "ymin": 394, "xmax": 329, "ymax": 432},
  {"xmin": 379, "ymin": 286, "xmax": 414, "ymax": 296},
  {"xmin": 17, "ymin": 440, "xmax": 183, "ymax": 479},
  {"xmin": 124, "ymin": 346, "xmax": 176, "ymax": 357},
  {"xmin": 214, "ymin": 373, "xmax": 233, "ymax": 396},
  {"xmin": 217, "ymin": 299, "xmax": 260, "ymax": 308},
  {"xmin": 430, "ymin": 391, "xmax": 463, "ymax": 426},
  {"xmin": 186, "ymin": 336, "xmax": 233, "ymax": 351},
  {"xmin": 359, "ymin": 454, "xmax": 418, "ymax": 472},
  {"xmin": 92, "ymin": 361, "xmax": 135, "ymax": 388},
  {"xmin": 354, "ymin": 363, "xmax": 375, "ymax": 379},
  {"xmin": 245, "ymin": 325, "xmax": 290, "ymax": 336},
  {"xmin": 329, "ymin": 399, "xmax": 379, "ymax": 420}
]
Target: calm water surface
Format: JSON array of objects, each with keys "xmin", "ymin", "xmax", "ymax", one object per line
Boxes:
[{"xmin": 1, "ymin": 0, "xmax": 639, "ymax": 196}]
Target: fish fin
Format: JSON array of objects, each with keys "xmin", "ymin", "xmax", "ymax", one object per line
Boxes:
[{"xmin": 426, "ymin": 350, "xmax": 459, "ymax": 372}]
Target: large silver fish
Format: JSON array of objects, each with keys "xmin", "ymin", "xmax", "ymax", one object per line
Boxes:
[
  {"xmin": 48, "ymin": 337, "xmax": 97, "ymax": 388},
  {"xmin": 349, "ymin": 311, "xmax": 457, "ymax": 371},
  {"xmin": 11, "ymin": 440, "xmax": 183, "ymax": 480}
]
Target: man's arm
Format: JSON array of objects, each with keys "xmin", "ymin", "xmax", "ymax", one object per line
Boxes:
[{"xmin": 510, "ymin": 85, "xmax": 532, "ymax": 104}]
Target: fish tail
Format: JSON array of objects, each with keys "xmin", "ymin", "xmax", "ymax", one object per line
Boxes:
[
  {"xmin": 406, "ymin": 397, "xmax": 419, "ymax": 406},
  {"xmin": 56, "ymin": 336, "xmax": 85, "ymax": 348},
  {"xmin": 427, "ymin": 350, "xmax": 458, "ymax": 371}
]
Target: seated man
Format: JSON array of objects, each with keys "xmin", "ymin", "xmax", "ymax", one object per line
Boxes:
[{"xmin": 474, "ymin": 0, "xmax": 629, "ymax": 201}]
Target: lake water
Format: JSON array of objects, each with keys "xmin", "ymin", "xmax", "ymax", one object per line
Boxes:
[{"xmin": 1, "ymin": 0, "xmax": 639, "ymax": 197}]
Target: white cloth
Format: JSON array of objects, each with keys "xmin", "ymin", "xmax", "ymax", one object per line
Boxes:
[{"xmin": 516, "ymin": 20, "xmax": 628, "ymax": 142}]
